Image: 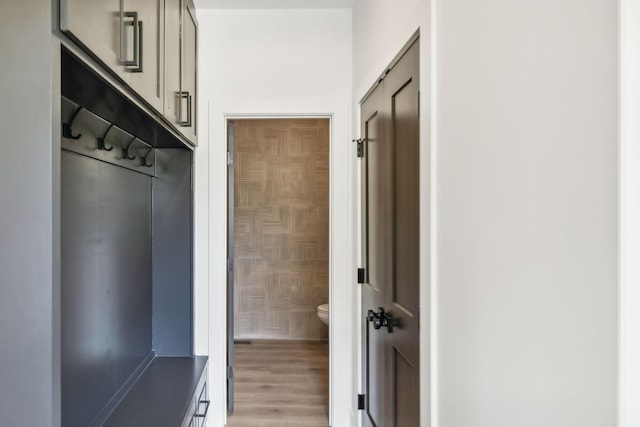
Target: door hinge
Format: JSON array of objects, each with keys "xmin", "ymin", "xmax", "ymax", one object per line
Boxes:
[
  {"xmin": 358, "ymin": 394, "xmax": 365, "ymax": 410},
  {"xmin": 227, "ymin": 366, "xmax": 234, "ymax": 379},
  {"xmin": 357, "ymin": 268, "xmax": 366, "ymax": 284},
  {"xmin": 353, "ymin": 138, "xmax": 364, "ymax": 158},
  {"xmin": 227, "ymin": 151, "xmax": 233, "ymax": 166},
  {"xmin": 227, "ymin": 258, "xmax": 233, "ymax": 273}
]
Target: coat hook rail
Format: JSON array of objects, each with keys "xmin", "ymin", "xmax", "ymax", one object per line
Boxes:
[
  {"xmin": 62, "ymin": 106, "xmax": 84, "ymax": 140},
  {"xmin": 141, "ymin": 147, "xmax": 153, "ymax": 168},
  {"xmin": 98, "ymin": 124, "xmax": 115, "ymax": 151},
  {"xmin": 122, "ymin": 136, "xmax": 137, "ymax": 160}
]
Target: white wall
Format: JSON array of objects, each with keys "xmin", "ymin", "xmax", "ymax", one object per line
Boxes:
[
  {"xmin": 0, "ymin": 1, "xmax": 59, "ymax": 425},
  {"xmin": 354, "ymin": 0, "xmax": 619, "ymax": 426},
  {"xmin": 619, "ymin": 0, "xmax": 640, "ymax": 425},
  {"xmin": 435, "ymin": 1, "xmax": 618, "ymax": 426},
  {"xmin": 352, "ymin": 0, "xmax": 426, "ymax": 100},
  {"xmin": 195, "ymin": 8, "xmax": 354, "ymax": 426},
  {"xmin": 352, "ymin": 0, "xmax": 431, "ymax": 425},
  {"xmin": 196, "ymin": 1, "xmax": 620, "ymax": 426}
]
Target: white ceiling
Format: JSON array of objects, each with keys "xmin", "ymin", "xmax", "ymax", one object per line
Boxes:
[{"xmin": 194, "ymin": 0, "xmax": 354, "ymax": 9}]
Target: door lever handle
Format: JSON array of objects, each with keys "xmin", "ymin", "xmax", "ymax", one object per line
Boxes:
[{"xmin": 367, "ymin": 307, "xmax": 393, "ymax": 333}]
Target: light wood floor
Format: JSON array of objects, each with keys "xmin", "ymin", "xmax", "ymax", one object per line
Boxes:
[{"xmin": 226, "ymin": 340, "xmax": 329, "ymax": 427}]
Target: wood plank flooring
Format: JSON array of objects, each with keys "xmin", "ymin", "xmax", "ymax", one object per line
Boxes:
[{"xmin": 226, "ymin": 340, "xmax": 329, "ymax": 427}]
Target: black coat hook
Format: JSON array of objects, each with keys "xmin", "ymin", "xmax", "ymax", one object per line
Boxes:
[
  {"xmin": 141, "ymin": 147, "xmax": 153, "ymax": 167},
  {"xmin": 122, "ymin": 136, "xmax": 137, "ymax": 160},
  {"xmin": 97, "ymin": 124, "xmax": 115, "ymax": 151},
  {"xmin": 62, "ymin": 106, "xmax": 83, "ymax": 140}
]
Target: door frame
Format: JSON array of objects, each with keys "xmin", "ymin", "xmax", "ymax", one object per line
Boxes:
[
  {"xmin": 226, "ymin": 119, "xmax": 235, "ymax": 415},
  {"xmin": 224, "ymin": 113, "xmax": 342, "ymax": 425},
  {"xmin": 619, "ymin": 1, "xmax": 640, "ymax": 424}
]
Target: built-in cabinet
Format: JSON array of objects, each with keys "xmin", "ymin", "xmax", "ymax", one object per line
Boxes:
[
  {"xmin": 100, "ymin": 358, "xmax": 209, "ymax": 427},
  {"xmin": 164, "ymin": 0, "xmax": 197, "ymax": 143},
  {"xmin": 60, "ymin": 47, "xmax": 206, "ymax": 427},
  {"xmin": 125, "ymin": 0, "xmax": 165, "ymax": 112},
  {"xmin": 60, "ymin": 0, "xmax": 196, "ymax": 145},
  {"xmin": 60, "ymin": 0, "xmax": 124, "ymax": 79},
  {"xmin": 58, "ymin": 0, "xmax": 203, "ymax": 423}
]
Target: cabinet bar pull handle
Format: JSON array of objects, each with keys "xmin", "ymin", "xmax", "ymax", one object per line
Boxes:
[
  {"xmin": 187, "ymin": 93, "xmax": 192, "ymax": 127},
  {"xmin": 130, "ymin": 19, "xmax": 143, "ymax": 73},
  {"xmin": 122, "ymin": 11, "xmax": 141, "ymax": 71},
  {"xmin": 194, "ymin": 400, "xmax": 210, "ymax": 418},
  {"xmin": 179, "ymin": 91, "xmax": 192, "ymax": 127}
]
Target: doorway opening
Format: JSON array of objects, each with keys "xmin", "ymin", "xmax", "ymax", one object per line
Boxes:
[{"xmin": 226, "ymin": 118, "xmax": 331, "ymax": 426}]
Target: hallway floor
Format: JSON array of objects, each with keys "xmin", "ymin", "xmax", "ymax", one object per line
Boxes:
[{"xmin": 226, "ymin": 340, "xmax": 329, "ymax": 427}]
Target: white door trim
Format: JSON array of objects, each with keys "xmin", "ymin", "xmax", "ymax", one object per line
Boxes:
[
  {"xmin": 619, "ymin": 0, "xmax": 640, "ymax": 425},
  {"xmin": 211, "ymin": 112, "xmax": 356, "ymax": 427}
]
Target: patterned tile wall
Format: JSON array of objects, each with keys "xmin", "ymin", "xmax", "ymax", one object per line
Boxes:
[{"xmin": 233, "ymin": 119, "xmax": 329, "ymax": 340}]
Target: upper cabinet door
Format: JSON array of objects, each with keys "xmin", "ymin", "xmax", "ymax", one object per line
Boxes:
[
  {"xmin": 164, "ymin": 0, "xmax": 197, "ymax": 146},
  {"xmin": 61, "ymin": 0, "xmax": 164, "ymax": 113},
  {"xmin": 180, "ymin": 0, "xmax": 197, "ymax": 145},
  {"xmin": 62, "ymin": 0, "xmax": 196, "ymax": 146},
  {"xmin": 164, "ymin": 0, "xmax": 181, "ymax": 128},
  {"xmin": 122, "ymin": 0, "xmax": 164, "ymax": 112},
  {"xmin": 61, "ymin": 0, "xmax": 126, "ymax": 81}
]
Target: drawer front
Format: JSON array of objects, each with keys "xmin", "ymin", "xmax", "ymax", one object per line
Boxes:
[
  {"xmin": 181, "ymin": 366, "xmax": 208, "ymax": 427},
  {"xmin": 194, "ymin": 380, "xmax": 209, "ymax": 427}
]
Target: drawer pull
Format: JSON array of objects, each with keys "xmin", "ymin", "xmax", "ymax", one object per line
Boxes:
[{"xmin": 194, "ymin": 400, "xmax": 210, "ymax": 418}]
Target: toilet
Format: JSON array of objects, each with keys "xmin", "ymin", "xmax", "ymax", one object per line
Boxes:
[{"xmin": 317, "ymin": 303, "xmax": 329, "ymax": 326}]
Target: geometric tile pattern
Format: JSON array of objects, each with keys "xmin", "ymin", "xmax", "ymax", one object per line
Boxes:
[{"xmin": 233, "ymin": 119, "xmax": 330, "ymax": 340}]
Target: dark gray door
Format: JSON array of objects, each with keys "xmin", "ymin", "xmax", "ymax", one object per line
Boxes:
[
  {"xmin": 361, "ymin": 37, "xmax": 420, "ymax": 427},
  {"xmin": 227, "ymin": 120, "xmax": 235, "ymax": 415}
]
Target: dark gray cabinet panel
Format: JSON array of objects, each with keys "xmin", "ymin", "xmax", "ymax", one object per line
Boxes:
[
  {"xmin": 153, "ymin": 149, "xmax": 194, "ymax": 356},
  {"xmin": 60, "ymin": 23, "xmax": 198, "ymax": 425},
  {"xmin": 61, "ymin": 48, "xmax": 183, "ymax": 150},
  {"xmin": 61, "ymin": 151, "xmax": 153, "ymax": 427}
]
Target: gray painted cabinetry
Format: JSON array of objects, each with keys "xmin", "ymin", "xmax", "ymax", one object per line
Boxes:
[
  {"xmin": 165, "ymin": 0, "xmax": 198, "ymax": 145},
  {"xmin": 0, "ymin": 1, "xmax": 200, "ymax": 426},
  {"xmin": 101, "ymin": 357, "xmax": 209, "ymax": 427},
  {"xmin": 60, "ymin": 0, "xmax": 197, "ymax": 145},
  {"xmin": 58, "ymin": 2, "xmax": 204, "ymax": 426},
  {"xmin": 125, "ymin": 0, "xmax": 165, "ymax": 112},
  {"xmin": 60, "ymin": 0, "xmax": 124, "ymax": 80}
]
